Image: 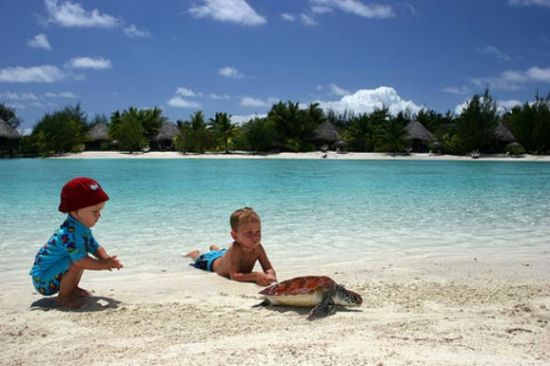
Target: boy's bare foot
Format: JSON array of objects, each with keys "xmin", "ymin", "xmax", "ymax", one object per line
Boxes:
[
  {"xmin": 184, "ymin": 250, "xmax": 200, "ymax": 260},
  {"xmin": 56, "ymin": 296, "xmax": 84, "ymax": 309},
  {"xmin": 74, "ymin": 287, "xmax": 92, "ymax": 297},
  {"xmin": 209, "ymin": 244, "xmax": 221, "ymax": 251}
]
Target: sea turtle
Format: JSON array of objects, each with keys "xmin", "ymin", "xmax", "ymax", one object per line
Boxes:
[{"xmin": 253, "ymin": 275, "xmax": 363, "ymax": 320}]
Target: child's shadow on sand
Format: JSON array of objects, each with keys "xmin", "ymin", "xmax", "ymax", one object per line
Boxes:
[{"xmin": 30, "ymin": 296, "xmax": 121, "ymax": 312}]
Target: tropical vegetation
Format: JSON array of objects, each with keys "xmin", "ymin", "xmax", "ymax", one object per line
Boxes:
[{"xmin": 2, "ymin": 88, "xmax": 550, "ymax": 157}]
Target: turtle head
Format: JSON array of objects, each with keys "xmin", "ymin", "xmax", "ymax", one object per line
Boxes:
[{"xmin": 334, "ymin": 285, "xmax": 363, "ymax": 307}]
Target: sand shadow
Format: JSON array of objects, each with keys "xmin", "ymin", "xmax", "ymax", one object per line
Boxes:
[
  {"xmin": 254, "ymin": 305, "xmax": 363, "ymax": 318},
  {"xmin": 30, "ymin": 295, "xmax": 121, "ymax": 312}
]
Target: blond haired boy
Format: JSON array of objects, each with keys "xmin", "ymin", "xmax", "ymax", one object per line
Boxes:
[{"xmin": 186, "ymin": 207, "xmax": 276, "ymax": 286}]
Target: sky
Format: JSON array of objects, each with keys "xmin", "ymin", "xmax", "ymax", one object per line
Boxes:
[{"xmin": 1, "ymin": 0, "xmax": 550, "ymax": 132}]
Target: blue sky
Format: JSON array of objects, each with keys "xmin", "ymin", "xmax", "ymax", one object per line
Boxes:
[{"xmin": 1, "ymin": 0, "xmax": 550, "ymax": 132}]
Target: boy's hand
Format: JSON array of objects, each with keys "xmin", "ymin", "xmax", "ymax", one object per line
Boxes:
[
  {"xmin": 256, "ymin": 272, "xmax": 277, "ymax": 286},
  {"xmin": 104, "ymin": 256, "xmax": 123, "ymax": 270}
]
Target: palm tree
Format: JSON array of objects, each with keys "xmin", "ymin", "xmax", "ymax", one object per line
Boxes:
[{"xmin": 210, "ymin": 112, "xmax": 235, "ymax": 153}]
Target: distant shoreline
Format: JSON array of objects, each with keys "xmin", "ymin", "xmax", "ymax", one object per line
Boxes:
[{"xmin": 50, "ymin": 151, "xmax": 550, "ymax": 162}]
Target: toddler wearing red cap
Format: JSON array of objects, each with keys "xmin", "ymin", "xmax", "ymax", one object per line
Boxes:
[{"xmin": 30, "ymin": 177, "xmax": 123, "ymax": 308}]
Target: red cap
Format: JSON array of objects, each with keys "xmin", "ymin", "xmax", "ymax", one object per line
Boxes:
[{"xmin": 58, "ymin": 177, "xmax": 109, "ymax": 213}]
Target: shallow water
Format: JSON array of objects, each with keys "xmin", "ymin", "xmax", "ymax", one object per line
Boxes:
[{"xmin": 1, "ymin": 158, "xmax": 549, "ymax": 282}]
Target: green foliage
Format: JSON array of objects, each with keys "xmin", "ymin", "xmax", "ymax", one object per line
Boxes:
[
  {"xmin": 175, "ymin": 111, "xmax": 215, "ymax": 153},
  {"xmin": 506, "ymin": 143, "xmax": 525, "ymax": 156},
  {"xmin": 0, "ymin": 103, "xmax": 22, "ymax": 129},
  {"xmin": 267, "ymin": 101, "xmax": 318, "ymax": 151},
  {"xmin": 505, "ymin": 93, "xmax": 550, "ymax": 153},
  {"xmin": 109, "ymin": 107, "xmax": 167, "ymax": 152},
  {"xmin": 210, "ymin": 112, "xmax": 235, "ymax": 153},
  {"xmin": 31, "ymin": 104, "xmax": 87, "ymax": 156},
  {"xmin": 113, "ymin": 112, "xmax": 147, "ymax": 152},
  {"xmin": 241, "ymin": 117, "xmax": 279, "ymax": 152},
  {"xmin": 440, "ymin": 133, "xmax": 466, "ymax": 155},
  {"xmin": 344, "ymin": 114, "xmax": 371, "ymax": 151},
  {"xmin": 456, "ymin": 88, "xmax": 498, "ymax": 152},
  {"xmin": 372, "ymin": 118, "xmax": 407, "ymax": 153},
  {"xmin": 344, "ymin": 108, "xmax": 391, "ymax": 152}
]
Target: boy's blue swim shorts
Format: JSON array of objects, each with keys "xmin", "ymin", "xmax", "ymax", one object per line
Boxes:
[{"xmin": 191, "ymin": 249, "xmax": 227, "ymax": 272}]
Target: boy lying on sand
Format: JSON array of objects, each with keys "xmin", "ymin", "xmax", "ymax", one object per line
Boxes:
[{"xmin": 186, "ymin": 207, "xmax": 276, "ymax": 286}]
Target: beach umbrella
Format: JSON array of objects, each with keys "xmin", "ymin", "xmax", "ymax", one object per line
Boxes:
[
  {"xmin": 494, "ymin": 122, "xmax": 516, "ymax": 143},
  {"xmin": 404, "ymin": 120, "xmax": 436, "ymax": 142},
  {"xmin": 0, "ymin": 117, "xmax": 20, "ymax": 139}
]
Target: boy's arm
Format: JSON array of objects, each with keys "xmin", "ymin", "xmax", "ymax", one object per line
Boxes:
[
  {"xmin": 73, "ymin": 247, "xmax": 123, "ymax": 271},
  {"xmin": 94, "ymin": 247, "xmax": 109, "ymax": 259},
  {"xmin": 227, "ymin": 246, "xmax": 276, "ymax": 286},
  {"xmin": 257, "ymin": 245, "xmax": 276, "ymax": 279}
]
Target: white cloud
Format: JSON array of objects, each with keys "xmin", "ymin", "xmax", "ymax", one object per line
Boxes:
[
  {"xmin": 176, "ymin": 87, "xmax": 200, "ymax": 97},
  {"xmin": 67, "ymin": 57, "xmax": 112, "ymax": 70},
  {"xmin": 219, "ymin": 66, "xmax": 244, "ymax": 79},
  {"xmin": 330, "ymin": 84, "xmax": 351, "ymax": 96},
  {"xmin": 189, "ymin": 0, "xmax": 266, "ymax": 26},
  {"xmin": 0, "ymin": 92, "xmax": 40, "ymax": 101},
  {"xmin": 45, "ymin": 0, "xmax": 120, "ymax": 28},
  {"xmin": 472, "ymin": 66, "xmax": 550, "ymax": 90},
  {"xmin": 27, "ymin": 34, "xmax": 52, "ymax": 50},
  {"xmin": 316, "ymin": 86, "xmax": 422, "ymax": 115},
  {"xmin": 478, "ymin": 46, "xmax": 512, "ymax": 62},
  {"xmin": 442, "ymin": 86, "xmax": 472, "ymax": 95},
  {"xmin": 210, "ymin": 93, "xmax": 231, "ymax": 100},
  {"xmin": 44, "ymin": 91, "xmax": 77, "ymax": 98},
  {"xmin": 281, "ymin": 13, "xmax": 296, "ymax": 21},
  {"xmin": 509, "ymin": 0, "xmax": 550, "ymax": 7},
  {"xmin": 301, "ymin": 14, "xmax": 318, "ymax": 26},
  {"xmin": 124, "ymin": 24, "xmax": 152, "ymax": 38},
  {"xmin": 526, "ymin": 66, "xmax": 550, "ymax": 82},
  {"xmin": 311, "ymin": 6, "xmax": 334, "ymax": 14},
  {"xmin": 498, "ymin": 99, "xmax": 523, "ymax": 110},
  {"xmin": 241, "ymin": 96, "xmax": 270, "ymax": 107},
  {"xmin": 308, "ymin": 0, "xmax": 394, "ymax": 19},
  {"xmin": 18, "ymin": 128, "xmax": 33, "ymax": 136},
  {"xmin": 231, "ymin": 113, "xmax": 266, "ymax": 124},
  {"xmin": 167, "ymin": 96, "xmax": 201, "ymax": 108},
  {"xmin": 0, "ymin": 65, "xmax": 65, "ymax": 83}
]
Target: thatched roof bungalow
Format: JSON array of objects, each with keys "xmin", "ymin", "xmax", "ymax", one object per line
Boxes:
[
  {"xmin": 313, "ymin": 121, "xmax": 341, "ymax": 150},
  {"xmin": 404, "ymin": 120, "xmax": 437, "ymax": 152},
  {"xmin": 494, "ymin": 121, "xmax": 516, "ymax": 143},
  {"xmin": 85, "ymin": 122, "xmax": 110, "ymax": 150},
  {"xmin": 152, "ymin": 122, "xmax": 178, "ymax": 150},
  {"xmin": 0, "ymin": 118, "xmax": 20, "ymax": 156}
]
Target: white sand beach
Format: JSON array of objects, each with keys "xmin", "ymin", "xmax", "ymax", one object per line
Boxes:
[
  {"xmin": 51, "ymin": 150, "xmax": 550, "ymax": 162},
  {"xmin": 1, "ymin": 256, "xmax": 549, "ymax": 366}
]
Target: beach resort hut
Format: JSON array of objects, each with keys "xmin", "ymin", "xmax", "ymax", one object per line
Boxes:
[
  {"xmin": 404, "ymin": 120, "xmax": 437, "ymax": 152},
  {"xmin": 0, "ymin": 117, "xmax": 20, "ymax": 156},
  {"xmin": 152, "ymin": 121, "xmax": 178, "ymax": 150},
  {"xmin": 492, "ymin": 122, "xmax": 516, "ymax": 153},
  {"xmin": 86, "ymin": 122, "xmax": 110, "ymax": 150},
  {"xmin": 313, "ymin": 121, "xmax": 340, "ymax": 150}
]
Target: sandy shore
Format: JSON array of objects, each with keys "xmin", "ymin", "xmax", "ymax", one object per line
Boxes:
[
  {"xmin": 1, "ymin": 257, "xmax": 549, "ymax": 366},
  {"xmin": 50, "ymin": 150, "xmax": 550, "ymax": 161}
]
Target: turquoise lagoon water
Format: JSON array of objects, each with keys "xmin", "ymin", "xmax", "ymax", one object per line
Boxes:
[{"xmin": 1, "ymin": 158, "xmax": 550, "ymax": 282}]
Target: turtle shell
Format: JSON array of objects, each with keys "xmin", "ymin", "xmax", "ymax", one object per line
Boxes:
[{"xmin": 259, "ymin": 276, "xmax": 336, "ymax": 296}]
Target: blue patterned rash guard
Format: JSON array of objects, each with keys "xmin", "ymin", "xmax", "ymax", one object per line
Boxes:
[{"xmin": 30, "ymin": 215, "xmax": 100, "ymax": 295}]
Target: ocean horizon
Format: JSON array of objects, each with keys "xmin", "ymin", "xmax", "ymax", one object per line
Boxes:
[{"xmin": 1, "ymin": 158, "xmax": 549, "ymax": 284}]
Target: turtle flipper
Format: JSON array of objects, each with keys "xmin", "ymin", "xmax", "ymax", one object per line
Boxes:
[
  {"xmin": 252, "ymin": 298, "xmax": 270, "ymax": 308},
  {"xmin": 307, "ymin": 302, "xmax": 336, "ymax": 320}
]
